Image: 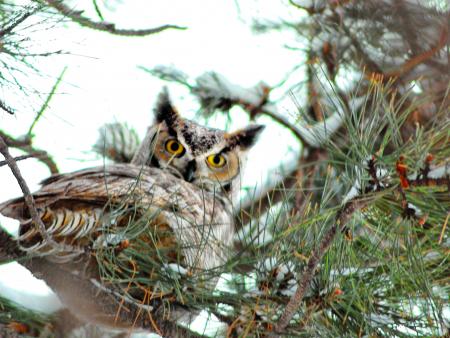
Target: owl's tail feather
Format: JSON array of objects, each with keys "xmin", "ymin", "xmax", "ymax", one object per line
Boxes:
[
  {"xmin": 0, "ymin": 196, "xmax": 30, "ymax": 222},
  {"xmin": 1, "ymin": 194, "xmax": 105, "ymax": 262}
]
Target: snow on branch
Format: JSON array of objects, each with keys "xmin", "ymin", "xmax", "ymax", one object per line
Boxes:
[{"xmin": 147, "ymin": 66, "xmax": 344, "ymax": 147}]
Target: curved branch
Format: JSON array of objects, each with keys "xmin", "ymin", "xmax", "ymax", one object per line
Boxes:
[
  {"xmin": 44, "ymin": 0, "xmax": 186, "ymax": 36},
  {"xmin": 0, "ymin": 136, "xmax": 73, "ymax": 253},
  {"xmin": 0, "ymin": 131, "xmax": 58, "ymax": 174}
]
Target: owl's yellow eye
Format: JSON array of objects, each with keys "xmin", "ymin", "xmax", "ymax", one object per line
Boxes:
[
  {"xmin": 206, "ymin": 154, "xmax": 226, "ymax": 168},
  {"xmin": 165, "ymin": 139, "xmax": 185, "ymax": 157}
]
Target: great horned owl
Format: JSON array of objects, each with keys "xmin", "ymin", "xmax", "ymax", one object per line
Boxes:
[
  {"xmin": 132, "ymin": 88, "xmax": 264, "ymax": 200},
  {"xmin": 0, "ymin": 89, "xmax": 263, "ymax": 333}
]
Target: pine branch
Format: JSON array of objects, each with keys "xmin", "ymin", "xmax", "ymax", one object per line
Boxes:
[
  {"xmin": 273, "ymin": 174, "xmax": 450, "ymax": 334},
  {"xmin": 237, "ymin": 166, "xmax": 298, "ymax": 228},
  {"xmin": 273, "ymin": 195, "xmax": 372, "ymax": 333},
  {"xmin": 144, "ymin": 67, "xmax": 345, "ymax": 146},
  {"xmin": 0, "ymin": 295, "xmax": 53, "ymax": 337}
]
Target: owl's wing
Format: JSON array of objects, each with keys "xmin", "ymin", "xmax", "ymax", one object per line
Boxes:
[
  {"xmin": 0, "ymin": 163, "xmax": 233, "ymax": 267},
  {"xmin": 1, "ymin": 164, "xmax": 234, "ymax": 331}
]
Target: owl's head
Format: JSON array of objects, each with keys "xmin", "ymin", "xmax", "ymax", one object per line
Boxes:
[{"xmin": 144, "ymin": 89, "xmax": 264, "ymax": 198}]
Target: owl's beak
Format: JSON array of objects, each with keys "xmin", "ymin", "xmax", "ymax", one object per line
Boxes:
[{"xmin": 183, "ymin": 160, "xmax": 197, "ymax": 183}]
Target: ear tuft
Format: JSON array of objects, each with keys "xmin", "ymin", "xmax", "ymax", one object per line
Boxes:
[
  {"xmin": 227, "ymin": 124, "xmax": 265, "ymax": 150},
  {"xmin": 154, "ymin": 87, "xmax": 179, "ymax": 128}
]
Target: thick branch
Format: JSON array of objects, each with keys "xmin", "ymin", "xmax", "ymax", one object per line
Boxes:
[
  {"xmin": 273, "ymin": 197, "xmax": 370, "ymax": 333},
  {"xmin": 44, "ymin": 0, "xmax": 186, "ymax": 36}
]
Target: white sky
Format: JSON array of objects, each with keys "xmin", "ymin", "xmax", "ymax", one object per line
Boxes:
[
  {"xmin": 1, "ymin": 0, "xmax": 302, "ymax": 199},
  {"xmin": 0, "ymin": 0, "xmax": 303, "ymax": 334}
]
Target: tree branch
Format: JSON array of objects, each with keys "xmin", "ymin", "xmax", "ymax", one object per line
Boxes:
[
  {"xmin": 273, "ymin": 175, "xmax": 450, "ymax": 333},
  {"xmin": 249, "ymin": 103, "xmax": 309, "ymax": 144},
  {"xmin": 0, "ymin": 152, "xmax": 48, "ymax": 167},
  {"xmin": 0, "ymin": 136, "xmax": 71, "ymax": 253},
  {"xmin": 273, "ymin": 196, "xmax": 370, "ymax": 333},
  {"xmin": 0, "ymin": 6, "xmax": 37, "ymax": 39},
  {"xmin": 0, "ymin": 131, "xmax": 58, "ymax": 174},
  {"xmin": 44, "ymin": 0, "xmax": 186, "ymax": 36}
]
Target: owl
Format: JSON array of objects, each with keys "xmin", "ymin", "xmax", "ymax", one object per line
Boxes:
[
  {"xmin": 131, "ymin": 88, "xmax": 264, "ymax": 200},
  {"xmin": 0, "ymin": 89, "xmax": 263, "ymax": 334}
]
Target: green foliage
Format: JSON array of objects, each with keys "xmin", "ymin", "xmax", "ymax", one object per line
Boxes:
[{"xmin": 0, "ymin": 296, "xmax": 53, "ymax": 337}]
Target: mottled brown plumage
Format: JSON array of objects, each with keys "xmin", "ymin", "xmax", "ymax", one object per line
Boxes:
[
  {"xmin": 1, "ymin": 164, "xmax": 233, "ymax": 269},
  {"xmin": 0, "ymin": 89, "xmax": 263, "ymax": 334},
  {"xmin": 0, "ymin": 164, "xmax": 233, "ymax": 332}
]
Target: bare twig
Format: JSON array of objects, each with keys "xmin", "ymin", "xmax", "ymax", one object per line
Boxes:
[
  {"xmin": 0, "ymin": 136, "xmax": 69, "ymax": 252},
  {"xmin": 0, "ymin": 131, "xmax": 58, "ymax": 174},
  {"xmin": 44, "ymin": 0, "xmax": 186, "ymax": 36},
  {"xmin": 249, "ymin": 104, "xmax": 308, "ymax": 144},
  {"xmin": 0, "ymin": 152, "xmax": 48, "ymax": 167}
]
